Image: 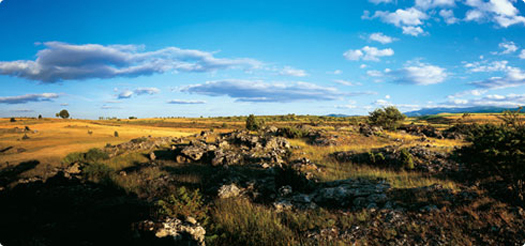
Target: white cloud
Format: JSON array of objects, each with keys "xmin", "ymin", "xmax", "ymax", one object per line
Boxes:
[
  {"xmin": 369, "ymin": 32, "xmax": 397, "ymax": 44},
  {"xmin": 464, "ymin": 0, "xmax": 525, "ymax": 27},
  {"xmin": 439, "ymin": 9, "xmax": 460, "ymax": 24},
  {"xmin": 464, "ymin": 60, "xmax": 509, "ymax": 72},
  {"xmin": 134, "ymin": 87, "xmax": 160, "ymax": 95},
  {"xmin": 415, "ymin": 0, "xmax": 456, "ymax": 9},
  {"xmin": 167, "ymin": 99, "xmax": 206, "ymax": 104},
  {"xmin": 327, "ymin": 70, "xmax": 343, "ymax": 75},
  {"xmin": 385, "ymin": 95, "xmax": 391, "ymax": 99},
  {"xmin": 368, "ymin": 0, "xmax": 393, "ymax": 4},
  {"xmin": 371, "ymin": 8, "xmax": 429, "ymax": 27},
  {"xmin": 181, "ymin": 79, "xmax": 370, "ymax": 103},
  {"xmin": 343, "ymin": 46, "xmax": 394, "ymax": 62},
  {"xmin": 402, "ymin": 26, "xmax": 426, "ymax": 36},
  {"xmin": 279, "ymin": 66, "xmax": 308, "ymax": 77},
  {"xmin": 0, "ymin": 42, "xmax": 262, "ymax": 83},
  {"xmin": 389, "ymin": 62, "xmax": 448, "ymax": 85},
  {"xmin": 118, "ymin": 90, "xmax": 133, "ymax": 99},
  {"xmin": 498, "ymin": 41, "xmax": 519, "ymax": 54},
  {"xmin": 333, "ymin": 79, "xmax": 361, "ymax": 86},
  {"xmin": 0, "ymin": 93, "xmax": 59, "ymax": 104},
  {"xmin": 367, "ymin": 70, "xmax": 384, "ymax": 77},
  {"xmin": 443, "ymin": 93, "xmax": 525, "ymax": 107},
  {"xmin": 471, "ymin": 66, "xmax": 525, "ymax": 89},
  {"xmin": 520, "ymin": 49, "xmax": 525, "ymax": 59},
  {"xmin": 447, "ymin": 89, "xmax": 488, "ymax": 99},
  {"xmin": 360, "ymin": 64, "xmax": 367, "ymax": 69}
]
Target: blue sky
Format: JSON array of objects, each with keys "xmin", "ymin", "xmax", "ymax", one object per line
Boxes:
[{"xmin": 1, "ymin": 0, "xmax": 525, "ymax": 119}]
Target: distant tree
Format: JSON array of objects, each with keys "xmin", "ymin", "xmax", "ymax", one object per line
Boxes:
[
  {"xmin": 55, "ymin": 113, "xmax": 59, "ymax": 118},
  {"xmin": 246, "ymin": 114, "xmax": 261, "ymax": 131},
  {"xmin": 114, "ymin": 131, "xmax": 119, "ymax": 137},
  {"xmin": 368, "ymin": 106, "xmax": 406, "ymax": 130},
  {"xmin": 38, "ymin": 114, "xmax": 43, "ymax": 119},
  {"xmin": 129, "ymin": 116, "xmax": 137, "ymax": 120},
  {"xmin": 10, "ymin": 117, "xmax": 16, "ymax": 122},
  {"xmin": 57, "ymin": 109, "xmax": 70, "ymax": 119}
]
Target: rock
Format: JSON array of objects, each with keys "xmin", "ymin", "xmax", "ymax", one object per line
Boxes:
[
  {"xmin": 138, "ymin": 217, "xmax": 206, "ymax": 246},
  {"xmin": 218, "ymin": 184, "xmax": 242, "ymax": 199},
  {"xmin": 278, "ymin": 185, "xmax": 293, "ymax": 197},
  {"xmin": 149, "ymin": 152, "xmax": 156, "ymax": 161},
  {"xmin": 273, "ymin": 200, "xmax": 293, "ymax": 212},
  {"xmin": 65, "ymin": 162, "xmax": 82, "ymax": 175},
  {"xmin": 175, "ymin": 155, "xmax": 190, "ymax": 164}
]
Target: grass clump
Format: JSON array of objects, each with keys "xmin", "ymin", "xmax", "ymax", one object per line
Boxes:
[
  {"xmin": 62, "ymin": 148, "xmax": 109, "ymax": 165},
  {"xmin": 157, "ymin": 187, "xmax": 208, "ymax": 223},
  {"xmin": 82, "ymin": 162, "xmax": 114, "ymax": 184},
  {"xmin": 277, "ymin": 126, "xmax": 308, "ymax": 139},
  {"xmin": 211, "ymin": 199, "xmax": 295, "ymax": 246}
]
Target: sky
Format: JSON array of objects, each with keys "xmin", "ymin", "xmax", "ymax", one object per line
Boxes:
[{"xmin": 1, "ymin": 0, "xmax": 525, "ymax": 119}]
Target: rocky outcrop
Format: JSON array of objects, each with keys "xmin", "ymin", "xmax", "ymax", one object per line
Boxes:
[
  {"xmin": 398, "ymin": 124, "xmax": 443, "ymax": 139},
  {"xmin": 105, "ymin": 136, "xmax": 181, "ymax": 157},
  {"xmin": 359, "ymin": 124, "xmax": 382, "ymax": 137},
  {"xmin": 334, "ymin": 146, "xmax": 460, "ymax": 174},
  {"xmin": 136, "ymin": 217, "xmax": 206, "ymax": 246}
]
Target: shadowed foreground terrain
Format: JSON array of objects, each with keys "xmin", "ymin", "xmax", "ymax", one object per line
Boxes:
[{"xmin": 0, "ymin": 114, "xmax": 524, "ymax": 245}]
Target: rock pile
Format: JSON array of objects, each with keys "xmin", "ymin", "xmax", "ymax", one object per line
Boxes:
[
  {"xmin": 136, "ymin": 217, "xmax": 206, "ymax": 246},
  {"xmin": 104, "ymin": 136, "xmax": 181, "ymax": 157},
  {"xmin": 173, "ymin": 130, "xmax": 292, "ymax": 167},
  {"xmin": 334, "ymin": 145, "xmax": 459, "ymax": 174}
]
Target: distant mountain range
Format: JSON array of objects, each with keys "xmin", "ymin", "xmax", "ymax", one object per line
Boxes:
[{"xmin": 404, "ymin": 106, "xmax": 518, "ymax": 117}]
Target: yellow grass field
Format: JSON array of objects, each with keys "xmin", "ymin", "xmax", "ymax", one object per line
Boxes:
[{"xmin": 0, "ymin": 118, "xmax": 200, "ymax": 165}]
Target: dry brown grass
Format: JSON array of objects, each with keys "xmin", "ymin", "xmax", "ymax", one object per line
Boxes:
[{"xmin": 0, "ymin": 118, "xmax": 198, "ymax": 166}]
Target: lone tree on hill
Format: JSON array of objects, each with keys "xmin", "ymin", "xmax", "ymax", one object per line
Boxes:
[
  {"xmin": 38, "ymin": 114, "xmax": 43, "ymax": 119},
  {"xmin": 10, "ymin": 117, "xmax": 16, "ymax": 122},
  {"xmin": 246, "ymin": 114, "xmax": 261, "ymax": 131},
  {"xmin": 368, "ymin": 106, "xmax": 406, "ymax": 130},
  {"xmin": 57, "ymin": 109, "xmax": 70, "ymax": 119}
]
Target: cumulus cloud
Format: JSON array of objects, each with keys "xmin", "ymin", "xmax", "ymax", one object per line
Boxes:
[
  {"xmin": 167, "ymin": 99, "xmax": 207, "ymax": 104},
  {"xmin": 388, "ymin": 62, "xmax": 448, "ymax": 85},
  {"xmin": 0, "ymin": 93, "xmax": 59, "ymax": 104},
  {"xmin": 439, "ymin": 9, "xmax": 460, "ymax": 24},
  {"xmin": 180, "ymin": 79, "xmax": 368, "ymax": 103},
  {"xmin": 464, "ymin": 60, "xmax": 509, "ymax": 72},
  {"xmin": 369, "ymin": 32, "xmax": 397, "ymax": 44},
  {"xmin": 470, "ymin": 66, "xmax": 525, "ymax": 89},
  {"xmin": 0, "ymin": 42, "xmax": 262, "ymax": 83},
  {"xmin": 402, "ymin": 26, "xmax": 426, "ymax": 36},
  {"xmin": 117, "ymin": 90, "xmax": 133, "ymax": 99},
  {"xmin": 415, "ymin": 0, "xmax": 456, "ymax": 9},
  {"xmin": 464, "ymin": 0, "xmax": 525, "ymax": 27},
  {"xmin": 134, "ymin": 87, "xmax": 160, "ymax": 95},
  {"xmin": 366, "ymin": 8, "xmax": 428, "ymax": 36},
  {"xmin": 520, "ymin": 49, "xmax": 525, "ymax": 59},
  {"xmin": 279, "ymin": 66, "xmax": 308, "ymax": 77},
  {"xmin": 497, "ymin": 41, "xmax": 519, "ymax": 54},
  {"xmin": 343, "ymin": 46, "xmax": 394, "ymax": 61},
  {"xmin": 367, "ymin": 70, "xmax": 384, "ymax": 77}
]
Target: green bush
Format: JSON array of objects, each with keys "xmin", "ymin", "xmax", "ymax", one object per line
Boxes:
[
  {"xmin": 400, "ymin": 148, "xmax": 414, "ymax": 169},
  {"xmin": 82, "ymin": 163, "xmax": 114, "ymax": 184},
  {"xmin": 58, "ymin": 109, "xmax": 70, "ymax": 119},
  {"xmin": 368, "ymin": 106, "xmax": 406, "ymax": 130},
  {"xmin": 157, "ymin": 187, "xmax": 208, "ymax": 223},
  {"xmin": 245, "ymin": 114, "xmax": 261, "ymax": 131},
  {"xmin": 277, "ymin": 126, "xmax": 308, "ymax": 139},
  {"xmin": 62, "ymin": 148, "xmax": 109, "ymax": 165}
]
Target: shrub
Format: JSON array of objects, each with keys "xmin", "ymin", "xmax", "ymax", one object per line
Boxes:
[
  {"xmin": 85, "ymin": 148, "xmax": 109, "ymax": 163},
  {"xmin": 245, "ymin": 114, "xmax": 261, "ymax": 131},
  {"xmin": 83, "ymin": 163, "xmax": 114, "ymax": 184},
  {"xmin": 400, "ymin": 148, "xmax": 414, "ymax": 169},
  {"xmin": 9, "ymin": 117, "xmax": 16, "ymax": 122},
  {"xmin": 114, "ymin": 131, "xmax": 119, "ymax": 137},
  {"xmin": 157, "ymin": 187, "xmax": 208, "ymax": 223},
  {"xmin": 277, "ymin": 126, "xmax": 308, "ymax": 139},
  {"xmin": 457, "ymin": 108, "xmax": 524, "ymax": 205},
  {"xmin": 58, "ymin": 109, "xmax": 70, "ymax": 119},
  {"xmin": 38, "ymin": 114, "xmax": 42, "ymax": 119},
  {"xmin": 368, "ymin": 106, "xmax": 406, "ymax": 130},
  {"xmin": 62, "ymin": 152, "xmax": 85, "ymax": 165}
]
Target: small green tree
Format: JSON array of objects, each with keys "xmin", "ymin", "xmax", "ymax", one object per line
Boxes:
[
  {"xmin": 58, "ymin": 109, "xmax": 70, "ymax": 119},
  {"xmin": 38, "ymin": 114, "xmax": 42, "ymax": 119},
  {"xmin": 10, "ymin": 117, "xmax": 16, "ymax": 122},
  {"xmin": 114, "ymin": 131, "xmax": 119, "ymax": 137},
  {"xmin": 246, "ymin": 114, "xmax": 261, "ymax": 131},
  {"xmin": 368, "ymin": 106, "xmax": 406, "ymax": 130}
]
